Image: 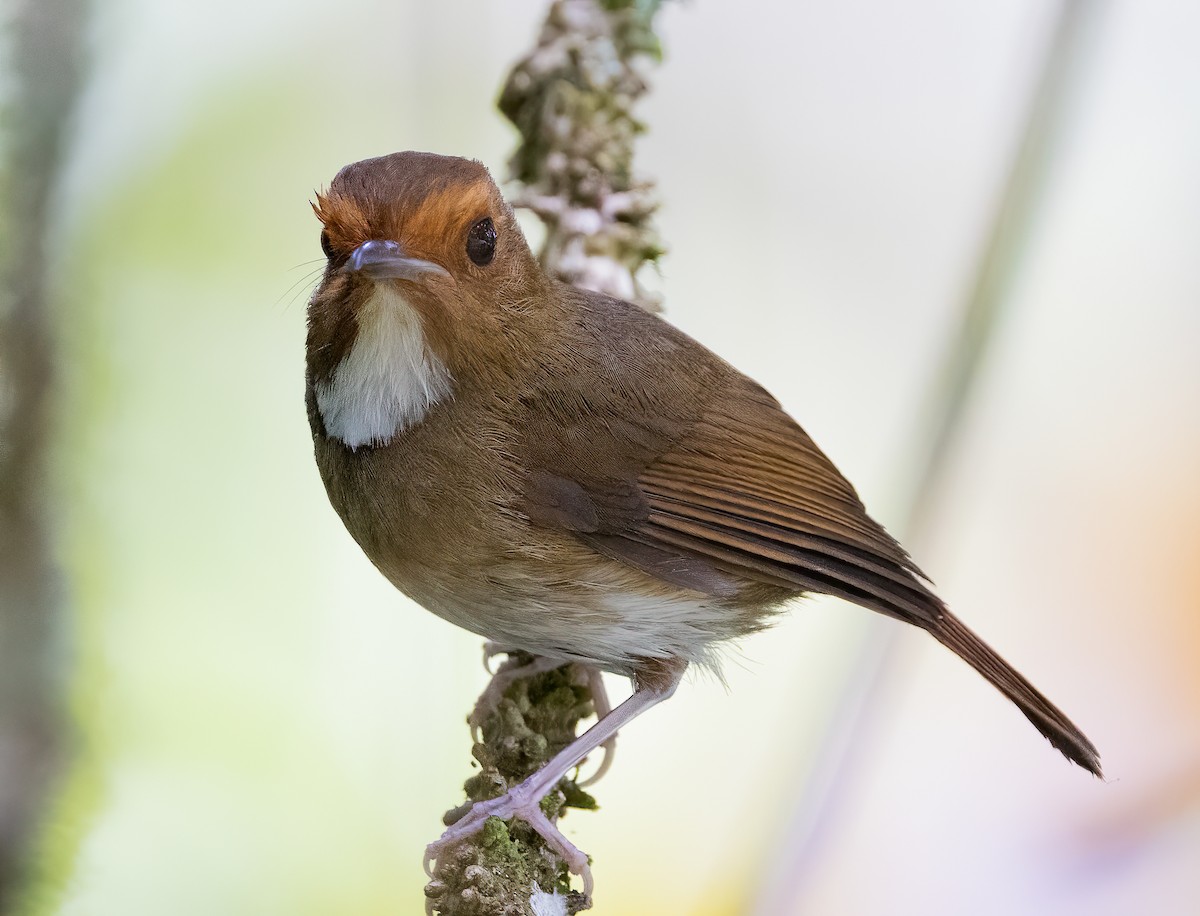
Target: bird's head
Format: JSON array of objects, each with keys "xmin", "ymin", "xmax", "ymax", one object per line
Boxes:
[{"xmin": 306, "ymin": 151, "xmax": 546, "ymax": 448}]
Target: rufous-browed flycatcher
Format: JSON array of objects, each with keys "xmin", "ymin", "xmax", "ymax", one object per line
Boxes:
[{"xmin": 305, "ymin": 151, "xmax": 1101, "ymax": 891}]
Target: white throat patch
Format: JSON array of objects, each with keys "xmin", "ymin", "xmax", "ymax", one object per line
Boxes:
[{"xmin": 315, "ymin": 286, "xmax": 452, "ymax": 449}]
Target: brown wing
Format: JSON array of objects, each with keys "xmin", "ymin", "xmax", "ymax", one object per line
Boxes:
[
  {"xmin": 519, "ymin": 289, "xmax": 943, "ymax": 626},
  {"xmin": 631, "ymin": 375, "xmax": 946, "ymax": 624}
]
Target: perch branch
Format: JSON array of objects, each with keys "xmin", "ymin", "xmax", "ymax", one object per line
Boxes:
[{"xmin": 425, "ymin": 2, "xmax": 670, "ymax": 914}]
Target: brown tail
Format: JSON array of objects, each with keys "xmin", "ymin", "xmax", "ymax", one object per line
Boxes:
[{"xmin": 930, "ymin": 611, "xmax": 1102, "ymax": 777}]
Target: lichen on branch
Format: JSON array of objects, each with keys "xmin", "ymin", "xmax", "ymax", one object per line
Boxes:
[{"xmin": 499, "ymin": 0, "xmax": 668, "ymax": 311}]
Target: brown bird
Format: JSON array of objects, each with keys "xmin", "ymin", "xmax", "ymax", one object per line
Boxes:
[{"xmin": 305, "ymin": 151, "xmax": 1101, "ymax": 888}]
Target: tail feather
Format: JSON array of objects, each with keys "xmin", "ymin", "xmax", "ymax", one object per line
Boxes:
[{"xmin": 931, "ymin": 611, "xmax": 1102, "ymax": 777}]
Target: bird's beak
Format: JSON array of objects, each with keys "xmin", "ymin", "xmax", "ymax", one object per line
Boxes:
[{"xmin": 342, "ymin": 239, "xmax": 449, "ymax": 282}]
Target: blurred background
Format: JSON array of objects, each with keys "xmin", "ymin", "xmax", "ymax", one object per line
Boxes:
[{"xmin": 1, "ymin": 0, "xmax": 1198, "ymax": 913}]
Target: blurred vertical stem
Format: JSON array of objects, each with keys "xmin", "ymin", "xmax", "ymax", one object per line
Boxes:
[
  {"xmin": 0, "ymin": 0, "xmax": 86, "ymax": 911},
  {"xmin": 424, "ymin": 3, "xmax": 670, "ymax": 915},
  {"xmin": 752, "ymin": 2, "xmax": 1105, "ymax": 913}
]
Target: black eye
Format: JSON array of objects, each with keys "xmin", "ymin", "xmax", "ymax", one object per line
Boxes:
[
  {"xmin": 466, "ymin": 217, "xmax": 496, "ymax": 266},
  {"xmin": 320, "ymin": 230, "xmax": 335, "ymax": 259}
]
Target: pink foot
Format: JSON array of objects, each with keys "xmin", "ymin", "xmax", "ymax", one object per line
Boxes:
[{"xmin": 425, "ymin": 781, "xmax": 594, "ymax": 896}]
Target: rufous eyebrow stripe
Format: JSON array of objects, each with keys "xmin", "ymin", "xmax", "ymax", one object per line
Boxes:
[{"xmin": 313, "ymin": 180, "xmax": 495, "ymax": 260}]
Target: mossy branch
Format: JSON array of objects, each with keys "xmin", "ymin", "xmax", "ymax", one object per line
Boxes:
[
  {"xmin": 424, "ymin": 2, "xmax": 670, "ymax": 913},
  {"xmin": 424, "ymin": 657, "xmax": 598, "ymax": 916}
]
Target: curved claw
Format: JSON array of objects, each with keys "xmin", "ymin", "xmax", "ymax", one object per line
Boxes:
[
  {"xmin": 423, "ymin": 845, "xmax": 437, "ymax": 878},
  {"xmin": 577, "ymin": 666, "xmax": 617, "ymax": 788},
  {"xmin": 482, "ymin": 641, "xmax": 511, "ymax": 675},
  {"xmin": 577, "ymin": 734, "xmax": 617, "ymax": 789}
]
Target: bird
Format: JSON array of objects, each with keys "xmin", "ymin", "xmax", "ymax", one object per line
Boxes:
[{"xmin": 305, "ymin": 150, "xmax": 1101, "ymax": 890}]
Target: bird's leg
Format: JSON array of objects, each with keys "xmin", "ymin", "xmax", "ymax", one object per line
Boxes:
[{"xmin": 427, "ymin": 658, "xmax": 687, "ymax": 895}]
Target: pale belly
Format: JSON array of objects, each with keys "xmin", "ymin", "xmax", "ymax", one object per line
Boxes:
[{"xmin": 379, "ymin": 542, "xmax": 757, "ymax": 678}]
